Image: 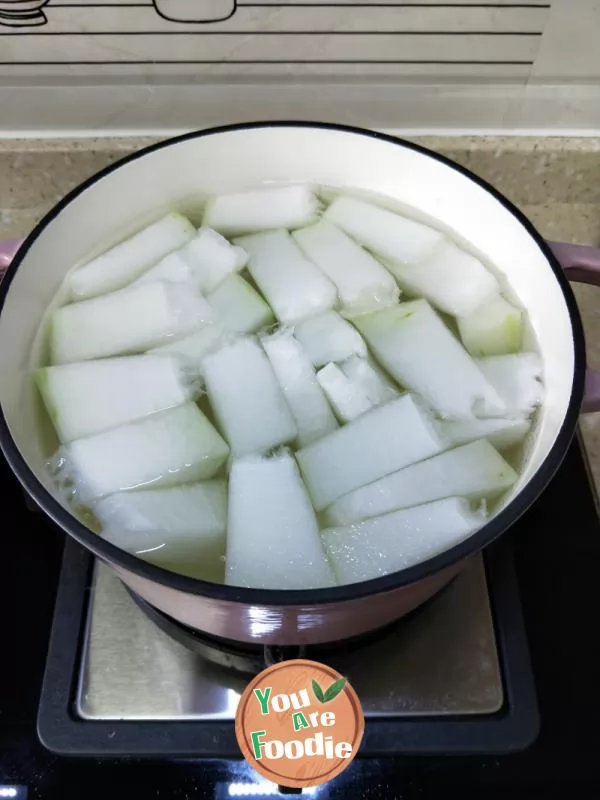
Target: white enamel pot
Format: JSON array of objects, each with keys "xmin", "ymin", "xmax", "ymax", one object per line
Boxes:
[{"xmin": 0, "ymin": 123, "xmax": 597, "ymax": 645}]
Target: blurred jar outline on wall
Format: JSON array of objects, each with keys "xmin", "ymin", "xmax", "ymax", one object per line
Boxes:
[
  {"xmin": 0, "ymin": 0, "xmax": 50, "ymax": 27},
  {"xmin": 153, "ymin": 0, "xmax": 237, "ymax": 23},
  {"xmin": 0, "ymin": 0, "xmax": 238, "ymax": 27}
]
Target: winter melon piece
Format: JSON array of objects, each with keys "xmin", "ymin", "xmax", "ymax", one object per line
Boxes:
[
  {"xmin": 294, "ymin": 310, "xmax": 367, "ymax": 368},
  {"xmin": 207, "ymin": 274, "xmax": 274, "ymax": 334},
  {"xmin": 202, "ymin": 337, "xmax": 297, "ymax": 456},
  {"xmin": 58, "ymin": 402, "xmax": 229, "ymax": 501},
  {"xmin": 324, "ymin": 195, "xmax": 442, "ymax": 264},
  {"xmin": 293, "ymin": 219, "xmax": 399, "ymax": 313},
  {"xmin": 385, "ymin": 240, "xmax": 499, "ymax": 317},
  {"xmin": 442, "ymin": 416, "xmax": 531, "ymax": 451},
  {"xmin": 324, "ymin": 440, "xmax": 516, "ymax": 525},
  {"xmin": 50, "ymin": 280, "xmax": 218, "ymax": 364},
  {"xmin": 458, "ymin": 295, "xmax": 523, "ymax": 357},
  {"xmin": 235, "ymin": 229, "xmax": 337, "ymax": 324},
  {"xmin": 322, "ymin": 497, "xmax": 486, "ymax": 584},
  {"xmin": 316, "ymin": 362, "xmax": 374, "ymax": 423},
  {"xmin": 476, "ymin": 353, "xmax": 544, "ymax": 416},
  {"xmin": 204, "ymin": 185, "xmax": 320, "ymax": 236},
  {"xmin": 96, "ymin": 481, "xmax": 227, "ymax": 581},
  {"xmin": 260, "ymin": 328, "xmax": 338, "ymax": 446},
  {"xmin": 353, "ymin": 300, "xmax": 506, "ymax": 419},
  {"xmin": 36, "ymin": 354, "xmax": 197, "ymax": 443},
  {"xmin": 226, "ymin": 451, "xmax": 335, "ymax": 589},
  {"xmin": 69, "ymin": 213, "xmax": 195, "ymax": 300},
  {"xmin": 296, "ymin": 394, "xmax": 447, "ymax": 511}
]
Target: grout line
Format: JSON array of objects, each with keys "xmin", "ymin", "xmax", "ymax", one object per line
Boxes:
[
  {"xmin": 0, "ymin": 60, "xmax": 535, "ymax": 65},
  {"xmin": 0, "ymin": 31, "xmax": 545, "ymax": 36},
  {"xmin": 47, "ymin": 3, "xmax": 552, "ymax": 6},
  {"xmin": 1, "ymin": 129, "xmax": 599, "ymax": 140}
]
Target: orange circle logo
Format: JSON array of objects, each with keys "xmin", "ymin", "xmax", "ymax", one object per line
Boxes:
[{"xmin": 235, "ymin": 659, "xmax": 364, "ymax": 789}]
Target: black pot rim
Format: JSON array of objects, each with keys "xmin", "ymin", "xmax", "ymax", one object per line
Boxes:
[{"xmin": 0, "ymin": 120, "xmax": 586, "ymax": 607}]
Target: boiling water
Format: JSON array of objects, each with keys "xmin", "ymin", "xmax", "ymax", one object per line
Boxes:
[{"xmin": 32, "ymin": 185, "xmax": 543, "ymax": 587}]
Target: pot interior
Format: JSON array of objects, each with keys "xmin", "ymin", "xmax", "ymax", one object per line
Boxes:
[{"xmin": 0, "ymin": 124, "xmax": 579, "ymax": 586}]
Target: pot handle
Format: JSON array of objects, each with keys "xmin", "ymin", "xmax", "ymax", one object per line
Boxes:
[
  {"xmin": 1, "ymin": 236, "xmax": 600, "ymax": 411},
  {"xmin": 0, "ymin": 238, "xmax": 22, "ymax": 274},
  {"xmin": 548, "ymin": 241, "xmax": 600, "ymax": 414}
]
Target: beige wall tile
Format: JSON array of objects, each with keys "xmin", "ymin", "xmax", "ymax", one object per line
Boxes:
[
  {"xmin": 0, "ymin": 0, "xmax": 546, "ymax": 80},
  {"xmin": 0, "ymin": 33, "xmax": 540, "ymax": 65},
  {"xmin": 0, "ymin": 5, "xmax": 549, "ymax": 33},
  {"xmin": 532, "ymin": 0, "xmax": 600, "ymax": 82},
  {"xmin": 1, "ymin": 0, "xmax": 600, "ymax": 132}
]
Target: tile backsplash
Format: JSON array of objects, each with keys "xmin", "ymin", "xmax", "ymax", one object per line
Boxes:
[
  {"xmin": 0, "ymin": 0, "xmax": 599, "ymax": 133},
  {"xmin": 0, "ymin": 0, "xmax": 550, "ymax": 80}
]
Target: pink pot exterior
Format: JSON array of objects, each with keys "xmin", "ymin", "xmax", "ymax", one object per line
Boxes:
[{"xmin": 113, "ymin": 559, "xmax": 465, "ymax": 645}]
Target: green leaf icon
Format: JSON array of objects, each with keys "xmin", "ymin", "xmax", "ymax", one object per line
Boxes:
[
  {"xmin": 312, "ymin": 679, "xmax": 325, "ymax": 703},
  {"xmin": 323, "ymin": 677, "xmax": 347, "ymax": 702},
  {"xmin": 312, "ymin": 676, "xmax": 348, "ymax": 703}
]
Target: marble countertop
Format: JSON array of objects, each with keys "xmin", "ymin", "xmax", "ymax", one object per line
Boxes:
[{"xmin": 1, "ymin": 134, "xmax": 599, "ymax": 496}]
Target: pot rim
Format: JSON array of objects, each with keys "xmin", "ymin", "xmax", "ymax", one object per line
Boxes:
[{"xmin": 0, "ymin": 120, "xmax": 586, "ymax": 606}]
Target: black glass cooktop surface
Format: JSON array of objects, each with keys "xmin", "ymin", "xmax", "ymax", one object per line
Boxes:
[{"xmin": 1, "ymin": 437, "xmax": 600, "ymax": 798}]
